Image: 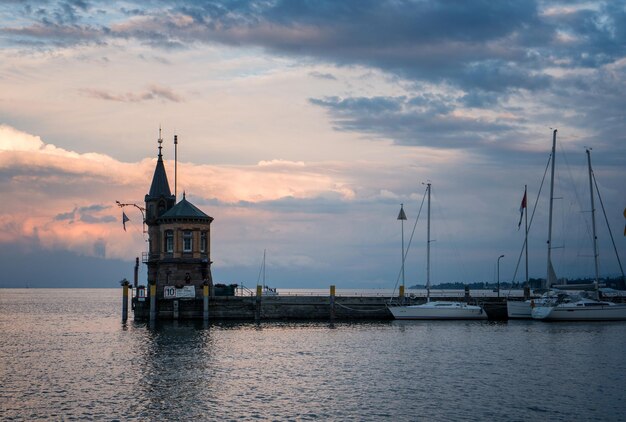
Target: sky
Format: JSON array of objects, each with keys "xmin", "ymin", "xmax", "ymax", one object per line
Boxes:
[{"xmin": 0, "ymin": 0, "xmax": 625, "ymax": 289}]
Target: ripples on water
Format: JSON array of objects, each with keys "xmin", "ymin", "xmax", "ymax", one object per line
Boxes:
[{"xmin": 1, "ymin": 289, "xmax": 626, "ymax": 421}]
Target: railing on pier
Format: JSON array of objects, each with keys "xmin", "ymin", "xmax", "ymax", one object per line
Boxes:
[
  {"xmin": 237, "ymin": 284, "xmax": 256, "ymax": 297},
  {"xmin": 230, "ymin": 287, "xmax": 531, "ymax": 298}
]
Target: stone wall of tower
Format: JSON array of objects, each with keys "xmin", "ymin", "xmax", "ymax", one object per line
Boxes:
[{"xmin": 146, "ymin": 218, "xmax": 212, "ymax": 299}]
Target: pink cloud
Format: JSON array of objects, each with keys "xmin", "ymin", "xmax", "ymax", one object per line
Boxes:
[{"xmin": 0, "ymin": 125, "xmax": 356, "ymax": 262}]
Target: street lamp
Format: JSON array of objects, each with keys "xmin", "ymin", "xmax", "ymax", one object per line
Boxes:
[
  {"xmin": 397, "ymin": 204, "xmax": 407, "ymax": 300},
  {"xmin": 497, "ymin": 255, "xmax": 505, "ymax": 298}
]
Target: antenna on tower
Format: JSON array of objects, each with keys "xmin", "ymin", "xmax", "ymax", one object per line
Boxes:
[{"xmin": 174, "ymin": 134, "xmax": 178, "ymax": 201}]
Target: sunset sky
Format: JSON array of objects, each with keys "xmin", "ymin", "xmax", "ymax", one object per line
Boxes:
[{"xmin": 1, "ymin": 0, "xmax": 625, "ymax": 288}]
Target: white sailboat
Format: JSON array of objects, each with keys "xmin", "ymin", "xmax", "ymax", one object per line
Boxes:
[
  {"xmin": 389, "ymin": 183, "xmax": 487, "ymax": 320},
  {"xmin": 507, "ymin": 129, "xmax": 560, "ymax": 319},
  {"xmin": 531, "ymin": 148, "xmax": 626, "ymax": 321}
]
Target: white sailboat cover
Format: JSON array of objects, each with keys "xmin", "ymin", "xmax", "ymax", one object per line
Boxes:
[{"xmin": 547, "ymin": 259, "xmax": 558, "ymax": 288}]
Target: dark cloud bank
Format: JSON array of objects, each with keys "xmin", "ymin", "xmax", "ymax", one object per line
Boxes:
[{"xmin": 3, "ymin": 1, "xmax": 626, "ymax": 155}]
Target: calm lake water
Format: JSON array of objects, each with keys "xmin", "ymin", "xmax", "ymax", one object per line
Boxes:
[{"xmin": 1, "ymin": 289, "xmax": 626, "ymax": 421}]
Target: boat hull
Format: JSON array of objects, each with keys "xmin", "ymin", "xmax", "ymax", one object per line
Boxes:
[
  {"xmin": 506, "ymin": 300, "xmax": 532, "ymax": 319},
  {"xmin": 389, "ymin": 302, "xmax": 487, "ymax": 320},
  {"xmin": 532, "ymin": 303, "xmax": 626, "ymax": 321}
]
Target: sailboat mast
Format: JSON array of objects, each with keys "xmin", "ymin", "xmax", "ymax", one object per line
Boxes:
[
  {"xmin": 546, "ymin": 129, "xmax": 557, "ymax": 289},
  {"xmin": 586, "ymin": 149, "xmax": 600, "ymax": 293},
  {"xmin": 426, "ymin": 183, "xmax": 431, "ymax": 302},
  {"xmin": 524, "ymin": 184, "xmax": 529, "ymax": 287},
  {"xmin": 263, "ymin": 249, "xmax": 266, "ymax": 289}
]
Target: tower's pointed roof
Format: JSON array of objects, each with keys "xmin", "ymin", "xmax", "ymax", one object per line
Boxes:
[{"xmin": 146, "ymin": 136, "xmax": 172, "ymax": 199}]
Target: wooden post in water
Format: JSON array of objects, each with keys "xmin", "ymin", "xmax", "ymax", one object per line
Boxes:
[
  {"xmin": 203, "ymin": 283, "xmax": 209, "ymax": 322},
  {"xmin": 464, "ymin": 285, "xmax": 470, "ymax": 303},
  {"xmin": 255, "ymin": 285, "xmax": 262, "ymax": 322},
  {"xmin": 330, "ymin": 285, "xmax": 336, "ymax": 321},
  {"xmin": 173, "ymin": 300, "xmax": 179, "ymax": 320},
  {"xmin": 149, "ymin": 282, "xmax": 156, "ymax": 322},
  {"xmin": 399, "ymin": 285, "xmax": 405, "ymax": 305},
  {"xmin": 523, "ymin": 285, "xmax": 530, "ymax": 300},
  {"xmin": 122, "ymin": 280, "xmax": 129, "ymax": 322},
  {"xmin": 133, "ymin": 257, "xmax": 139, "ymax": 288}
]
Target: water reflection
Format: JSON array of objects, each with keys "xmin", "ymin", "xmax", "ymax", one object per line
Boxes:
[
  {"xmin": 3, "ymin": 290, "xmax": 626, "ymax": 421},
  {"xmin": 129, "ymin": 321, "xmax": 215, "ymax": 419}
]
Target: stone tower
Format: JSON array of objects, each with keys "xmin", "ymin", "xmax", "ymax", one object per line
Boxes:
[{"xmin": 144, "ymin": 134, "xmax": 213, "ymax": 299}]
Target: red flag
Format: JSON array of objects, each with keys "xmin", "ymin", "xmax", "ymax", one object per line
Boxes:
[{"xmin": 517, "ymin": 189, "xmax": 527, "ymax": 229}]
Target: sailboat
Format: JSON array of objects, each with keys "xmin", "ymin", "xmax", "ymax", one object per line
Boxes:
[
  {"xmin": 531, "ymin": 148, "xmax": 626, "ymax": 321},
  {"xmin": 258, "ymin": 249, "xmax": 278, "ymax": 296},
  {"xmin": 507, "ymin": 129, "xmax": 560, "ymax": 319},
  {"xmin": 389, "ymin": 183, "xmax": 487, "ymax": 320}
]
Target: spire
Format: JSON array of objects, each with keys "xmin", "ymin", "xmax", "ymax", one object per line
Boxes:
[{"xmin": 147, "ymin": 128, "xmax": 173, "ymax": 199}]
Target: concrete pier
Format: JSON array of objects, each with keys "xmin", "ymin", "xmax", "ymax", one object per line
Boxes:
[
  {"xmin": 134, "ymin": 295, "xmax": 394, "ymax": 320},
  {"xmin": 132, "ymin": 289, "xmax": 517, "ymax": 321}
]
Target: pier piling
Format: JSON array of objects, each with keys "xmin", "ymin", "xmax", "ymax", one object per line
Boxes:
[
  {"xmin": 149, "ymin": 282, "xmax": 156, "ymax": 322},
  {"xmin": 133, "ymin": 257, "xmax": 139, "ymax": 289},
  {"xmin": 203, "ymin": 283, "xmax": 209, "ymax": 322},
  {"xmin": 399, "ymin": 285, "xmax": 405, "ymax": 305},
  {"xmin": 122, "ymin": 281, "xmax": 129, "ymax": 322},
  {"xmin": 330, "ymin": 285, "xmax": 336, "ymax": 321},
  {"xmin": 255, "ymin": 285, "xmax": 262, "ymax": 322}
]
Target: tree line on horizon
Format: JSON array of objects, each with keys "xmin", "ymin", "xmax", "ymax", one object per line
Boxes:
[{"xmin": 409, "ymin": 276, "xmax": 626, "ymax": 290}]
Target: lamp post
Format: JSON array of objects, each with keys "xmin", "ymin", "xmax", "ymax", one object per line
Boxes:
[
  {"xmin": 497, "ymin": 254, "xmax": 505, "ymax": 298},
  {"xmin": 397, "ymin": 204, "xmax": 407, "ymax": 300}
]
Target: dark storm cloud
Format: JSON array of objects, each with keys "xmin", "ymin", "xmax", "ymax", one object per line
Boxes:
[
  {"xmin": 2, "ymin": 1, "xmax": 625, "ymax": 157},
  {"xmin": 0, "ymin": 243, "xmax": 129, "ymax": 287},
  {"xmin": 310, "ymin": 95, "xmax": 516, "ymax": 149},
  {"xmin": 4, "ymin": 1, "xmax": 623, "ymax": 91}
]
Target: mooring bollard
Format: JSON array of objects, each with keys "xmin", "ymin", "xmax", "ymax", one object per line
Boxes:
[
  {"xmin": 149, "ymin": 283, "xmax": 156, "ymax": 322},
  {"xmin": 122, "ymin": 281, "xmax": 129, "ymax": 322},
  {"xmin": 255, "ymin": 285, "xmax": 262, "ymax": 322},
  {"xmin": 330, "ymin": 285, "xmax": 336, "ymax": 321},
  {"xmin": 203, "ymin": 283, "xmax": 209, "ymax": 322}
]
